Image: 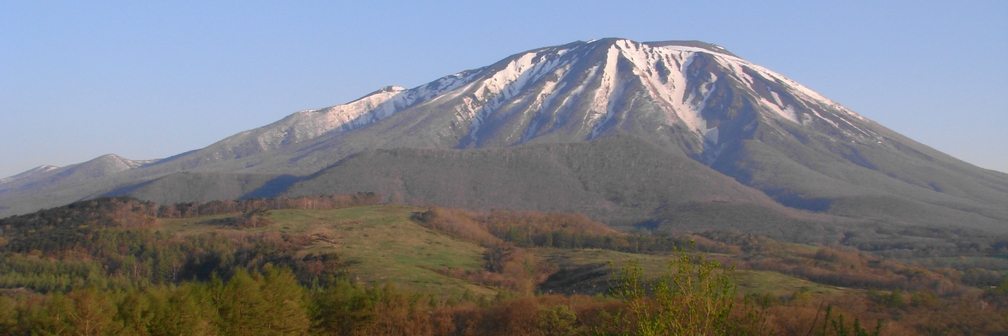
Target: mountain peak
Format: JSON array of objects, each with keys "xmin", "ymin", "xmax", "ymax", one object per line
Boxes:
[
  {"xmin": 579, "ymin": 38, "xmax": 734, "ymax": 56},
  {"xmin": 355, "ymin": 85, "xmax": 407, "ymax": 102},
  {"xmin": 89, "ymin": 154, "xmax": 155, "ymax": 170},
  {"xmin": 642, "ymin": 40, "xmax": 736, "ymax": 57}
]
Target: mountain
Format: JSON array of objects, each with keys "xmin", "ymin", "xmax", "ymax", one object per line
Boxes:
[
  {"xmin": 3, "ymin": 38, "xmax": 1007, "ymax": 238},
  {"xmin": 0, "ymin": 154, "xmax": 159, "ymax": 215}
]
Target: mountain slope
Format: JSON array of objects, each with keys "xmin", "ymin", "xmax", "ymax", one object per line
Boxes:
[
  {"xmin": 280, "ymin": 135, "xmax": 791, "ymax": 227},
  {"xmin": 103, "ymin": 171, "xmax": 285, "ymax": 205}
]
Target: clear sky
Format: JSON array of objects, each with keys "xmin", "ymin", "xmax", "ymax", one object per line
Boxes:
[{"xmin": 2, "ymin": 1, "xmax": 1006, "ymax": 178}]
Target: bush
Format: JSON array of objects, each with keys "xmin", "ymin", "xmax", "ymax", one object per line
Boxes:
[{"xmin": 600, "ymin": 244, "xmax": 769, "ymax": 335}]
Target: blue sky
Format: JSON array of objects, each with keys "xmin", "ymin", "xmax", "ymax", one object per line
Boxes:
[{"xmin": 2, "ymin": 1, "xmax": 1006, "ymax": 178}]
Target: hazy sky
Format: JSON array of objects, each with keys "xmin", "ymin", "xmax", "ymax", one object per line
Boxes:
[{"xmin": 2, "ymin": 1, "xmax": 1006, "ymax": 178}]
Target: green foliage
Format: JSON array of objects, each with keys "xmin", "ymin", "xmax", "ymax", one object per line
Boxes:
[
  {"xmin": 868, "ymin": 288, "xmax": 905, "ymax": 308},
  {"xmin": 313, "ymin": 279, "xmax": 382, "ymax": 334},
  {"xmin": 148, "ymin": 285, "xmax": 218, "ymax": 336},
  {"xmin": 537, "ymin": 305, "xmax": 580, "ymax": 336},
  {"xmin": 311, "ymin": 278, "xmax": 444, "ymax": 335},
  {"xmin": 0, "ymin": 295, "xmax": 14, "ymax": 331},
  {"xmin": 0, "ymin": 267, "xmax": 311, "ymax": 335},
  {"xmin": 31, "ymin": 288, "xmax": 121, "ymax": 336},
  {"xmin": 600, "ymin": 244, "xmax": 768, "ymax": 335},
  {"xmin": 414, "ymin": 206, "xmax": 719, "ymax": 254},
  {"xmin": 3, "ymin": 201, "xmax": 1008, "ymax": 334},
  {"xmin": 216, "ymin": 267, "xmax": 310, "ymax": 335},
  {"xmin": 816, "ymin": 305, "xmax": 881, "ymax": 336}
]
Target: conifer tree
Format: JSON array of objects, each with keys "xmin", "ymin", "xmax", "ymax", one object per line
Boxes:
[
  {"xmin": 260, "ymin": 266, "xmax": 311, "ymax": 335},
  {"xmin": 217, "ymin": 269, "xmax": 267, "ymax": 336}
]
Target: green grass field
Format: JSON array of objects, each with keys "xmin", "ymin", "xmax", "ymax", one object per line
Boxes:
[
  {"xmin": 157, "ymin": 205, "xmax": 495, "ymax": 297},
  {"xmin": 153, "ymin": 205, "xmax": 855, "ymax": 300},
  {"xmin": 536, "ymin": 248, "xmax": 845, "ymax": 297}
]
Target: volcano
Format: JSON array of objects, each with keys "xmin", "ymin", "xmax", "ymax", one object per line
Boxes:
[{"xmin": 3, "ymin": 38, "xmax": 1006, "ymax": 239}]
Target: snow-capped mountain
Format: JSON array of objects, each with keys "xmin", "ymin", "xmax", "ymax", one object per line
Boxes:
[
  {"xmin": 140, "ymin": 38, "xmax": 882, "ymax": 176},
  {"xmin": 199, "ymin": 38, "xmax": 877, "ymax": 160},
  {"xmin": 2, "ymin": 38, "xmax": 1007, "ymax": 235}
]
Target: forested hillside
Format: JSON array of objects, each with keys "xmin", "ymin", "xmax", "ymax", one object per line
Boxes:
[{"xmin": 1, "ymin": 197, "xmax": 1007, "ymax": 334}]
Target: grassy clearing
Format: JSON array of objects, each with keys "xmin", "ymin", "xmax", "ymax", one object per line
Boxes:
[
  {"xmin": 155, "ymin": 205, "xmax": 495, "ymax": 298},
  {"xmin": 735, "ymin": 270, "xmax": 843, "ymax": 297},
  {"xmin": 536, "ymin": 247, "xmax": 846, "ymax": 298},
  {"xmin": 537, "ymin": 248, "xmax": 673, "ymax": 274}
]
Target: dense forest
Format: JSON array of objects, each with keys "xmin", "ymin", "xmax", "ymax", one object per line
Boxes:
[{"xmin": 1, "ymin": 197, "xmax": 1007, "ymax": 334}]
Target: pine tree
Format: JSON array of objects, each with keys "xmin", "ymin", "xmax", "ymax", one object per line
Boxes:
[
  {"xmin": 0, "ymin": 295, "xmax": 18, "ymax": 334},
  {"xmin": 66, "ymin": 288, "xmax": 120, "ymax": 336},
  {"xmin": 148, "ymin": 284, "xmax": 218, "ymax": 336},
  {"xmin": 118, "ymin": 289, "xmax": 153, "ymax": 335},
  {"xmin": 259, "ymin": 266, "xmax": 310, "ymax": 335},
  {"xmin": 217, "ymin": 269, "xmax": 267, "ymax": 336}
]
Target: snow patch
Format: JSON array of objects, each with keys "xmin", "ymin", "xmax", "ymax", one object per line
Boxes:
[
  {"xmin": 463, "ymin": 48, "xmax": 579, "ymax": 143},
  {"xmin": 610, "ymin": 40, "xmax": 714, "ymax": 133},
  {"xmin": 519, "ymin": 67, "xmax": 570, "ymax": 143},
  {"xmin": 757, "ymin": 97, "xmax": 800, "ymax": 123},
  {"xmin": 584, "ymin": 45, "xmax": 622, "ymax": 135},
  {"xmin": 0, "ymin": 165, "xmax": 61, "ymax": 184}
]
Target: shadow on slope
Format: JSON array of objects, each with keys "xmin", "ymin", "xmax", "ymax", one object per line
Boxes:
[
  {"xmin": 103, "ymin": 172, "xmax": 285, "ymax": 205},
  {"xmin": 712, "ymin": 130, "xmax": 1008, "ymax": 233}
]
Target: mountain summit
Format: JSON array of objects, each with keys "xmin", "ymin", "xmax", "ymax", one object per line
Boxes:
[
  {"xmin": 3, "ymin": 38, "xmax": 1007, "ymax": 236},
  {"xmin": 174, "ymin": 38, "xmax": 879, "ymax": 165}
]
